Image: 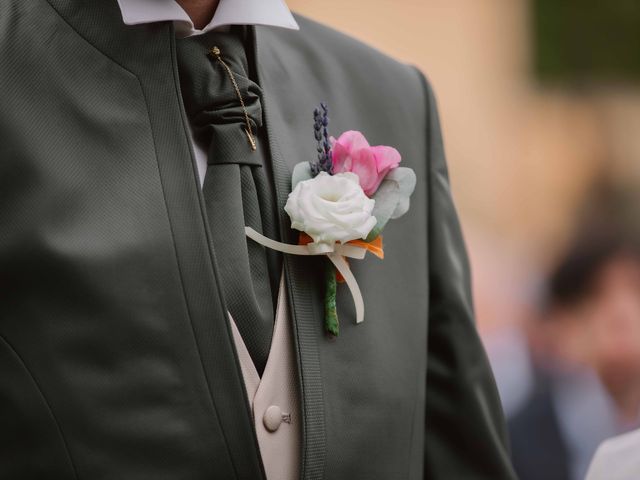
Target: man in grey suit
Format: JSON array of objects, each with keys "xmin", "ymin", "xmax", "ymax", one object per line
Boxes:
[{"xmin": 0, "ymin": 0, "xmax": 517, "ymax": 478}]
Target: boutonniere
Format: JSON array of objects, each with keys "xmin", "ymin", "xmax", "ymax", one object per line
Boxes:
[{"xmin": 246, "ymin": 103, "xmax": 416, "ymax": 336}]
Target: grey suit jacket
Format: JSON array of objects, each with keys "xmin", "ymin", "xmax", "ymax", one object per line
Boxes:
[{"xmin": 0, "ymin": 1, "xmax": 516, "ymax": 479}]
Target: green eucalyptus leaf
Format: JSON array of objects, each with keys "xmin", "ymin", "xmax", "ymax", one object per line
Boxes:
[
  {"xmin": 387, "ymin": 167, "xmax": 417, "ymax": 219},
  {"xmin": 366, "ymin": 167, "xmax": 417, "ymax": 241},
  {"xmin": 292, "ymin": 162, "xmax": 314, "ymax": 190}
]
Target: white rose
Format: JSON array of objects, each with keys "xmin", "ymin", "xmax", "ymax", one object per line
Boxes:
[{"xmin": 284, "ymin": 172, "xmax": 377, "ymax": 245}]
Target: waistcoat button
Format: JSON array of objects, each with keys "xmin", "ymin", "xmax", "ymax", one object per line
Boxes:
[{"xmin": 263, "ymin": 405, "xmax": 284, "ymax": 432}]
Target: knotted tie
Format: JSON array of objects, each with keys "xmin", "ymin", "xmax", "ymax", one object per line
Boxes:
[{"xmin": 177, "ymin": 28, "xmax": 280, "ymax": 375}]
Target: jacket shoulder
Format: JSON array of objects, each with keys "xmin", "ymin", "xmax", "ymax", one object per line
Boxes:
[
  {"xmin": 292, "ymin": 14, "xmax": 411, "ymax": 71},
  {"xmin": 277, "ymin": 13, "xmax": 427, "ymax": 105}
]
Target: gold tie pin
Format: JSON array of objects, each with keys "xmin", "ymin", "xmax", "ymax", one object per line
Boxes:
[{"xmin": 209, "ymin": 46, "xmax": 257, "ymax": 152}]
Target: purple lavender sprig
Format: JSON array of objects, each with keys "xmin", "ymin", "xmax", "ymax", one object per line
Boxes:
[{"xmin": 310, "ymin": 102, "xmax": 333, "ymax": 176}]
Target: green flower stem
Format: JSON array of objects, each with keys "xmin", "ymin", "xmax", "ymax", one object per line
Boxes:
[{"xmin": 324, "ymin": 261, "xmax": 339, "ymax": 336}]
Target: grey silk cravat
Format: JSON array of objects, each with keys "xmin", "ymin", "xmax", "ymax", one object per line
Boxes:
[{"xmin": 177, "ymin": 28, "xmax": 280, "ymax": 375}]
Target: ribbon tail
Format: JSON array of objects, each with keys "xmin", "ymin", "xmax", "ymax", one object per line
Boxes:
[
  {"xmin": 246, "ymin": 226, "xmax": 367, "ymax": 325},
  {"xmin": 327, "ymin": 253, "xmax": 365, "ymax": 324},
  {"xmin": 245, "ymin": 227, "xmax": 315, "ymax": 255}
]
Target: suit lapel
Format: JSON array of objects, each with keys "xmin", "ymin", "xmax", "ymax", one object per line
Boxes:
[
  {"xmin": 254, "ymin": 25, "xmax": 328, "ymax": 480},
  {"xmin": 44, "ymin": 1, "xmax": 265, "ymax": 477}
]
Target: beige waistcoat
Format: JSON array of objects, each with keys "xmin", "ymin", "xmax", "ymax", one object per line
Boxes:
[{"xmin": 228, "ymin": 276, "xmax": 301, "ymax": 480}]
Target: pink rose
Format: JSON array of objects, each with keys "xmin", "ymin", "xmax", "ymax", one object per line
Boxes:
[{"xmin": 331, "ymin": 130, "xmax": 401, "ymax": 196}]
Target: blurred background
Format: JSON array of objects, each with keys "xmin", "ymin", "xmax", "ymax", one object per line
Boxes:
[{"xmin": 288, "ymin": 1, "xmax": 640, "ymax": 479}]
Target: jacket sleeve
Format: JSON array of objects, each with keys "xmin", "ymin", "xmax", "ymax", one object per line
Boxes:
[{"xmin": 417, "ymin": 71, "xmax": 517, "ymax": 480}]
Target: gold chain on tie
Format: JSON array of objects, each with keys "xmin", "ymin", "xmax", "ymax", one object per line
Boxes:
[{"xmin": 209, "ymin": 46, "xmax": 257, "ymax": 152}]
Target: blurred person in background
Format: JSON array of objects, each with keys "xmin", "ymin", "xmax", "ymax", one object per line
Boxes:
[{"xmin": 509, "ymin": 209, "xmax": 640, "ymax": 480}]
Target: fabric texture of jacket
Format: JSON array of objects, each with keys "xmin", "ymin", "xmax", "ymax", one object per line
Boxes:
[{"xmin": 0, "ymin": 1, "xmax": 517, "ymax": 479}]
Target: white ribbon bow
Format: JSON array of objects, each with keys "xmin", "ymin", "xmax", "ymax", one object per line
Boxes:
[{"xmin": 245, "ymin": 227, "xmax": 367, "ymax": 324}]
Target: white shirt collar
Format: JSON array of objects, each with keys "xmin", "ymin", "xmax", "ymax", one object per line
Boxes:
[{"xmin": 116, "ymin": 0, "xmax": 299, "ymax": 37}]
